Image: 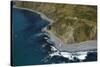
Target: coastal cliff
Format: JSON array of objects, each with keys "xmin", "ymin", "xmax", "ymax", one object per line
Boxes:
[{"xmin": 15, "ymin": 1, "xmax": 97, "ymax": 44}]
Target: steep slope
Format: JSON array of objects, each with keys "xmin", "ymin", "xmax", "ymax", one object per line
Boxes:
[{"xmin": 15, "ymin": 1, "xmax": 97, "ymax": 44}]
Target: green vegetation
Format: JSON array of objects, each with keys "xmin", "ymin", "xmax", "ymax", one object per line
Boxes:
[{"xmin": 15, "ymin": 1, "xmax": 97, "ymax": 44}]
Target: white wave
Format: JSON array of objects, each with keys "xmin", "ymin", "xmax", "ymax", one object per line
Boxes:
[
  {"xmin": 49, "ymin": 45, "xmax": 96, "ymax": 61},
  {"xmin": 60, "ymin": 51, "xmax": 87, "ymax": 61}
]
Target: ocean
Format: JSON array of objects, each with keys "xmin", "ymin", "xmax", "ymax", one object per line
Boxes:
[{"xmin": 11, "ymin": 7, "xmax": 97, "ymax": 66}]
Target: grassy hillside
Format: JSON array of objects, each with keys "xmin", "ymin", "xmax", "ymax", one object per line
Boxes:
[{"xmin": 15, "ymin": 1, "xmax": 97, "ymax": 44}]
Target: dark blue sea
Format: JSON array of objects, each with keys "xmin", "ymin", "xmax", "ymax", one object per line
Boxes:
[{"xmin": 11, "ymin": 7, "xmax": 97, "ymax": 66}]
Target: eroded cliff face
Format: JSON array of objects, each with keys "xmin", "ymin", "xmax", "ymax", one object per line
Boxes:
[
  {"xmin": 15, "ymin": 1, "xmax": 97, "ymax": 44},
  {"xmin": 51, "ymin": 17, "xmax": 97, "ymax": 44}
]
